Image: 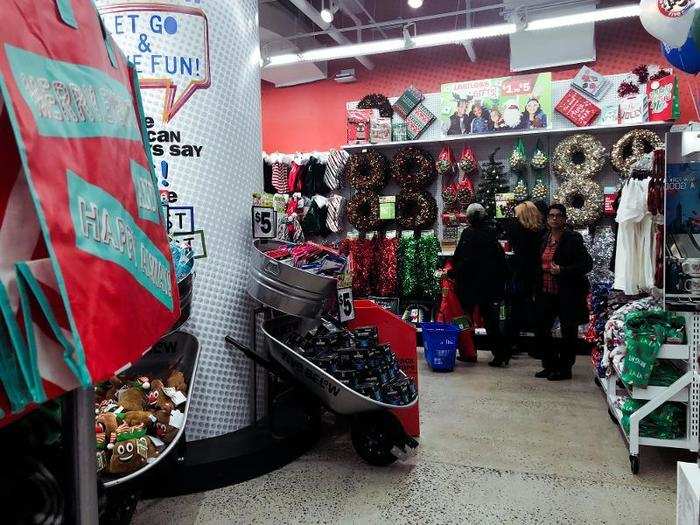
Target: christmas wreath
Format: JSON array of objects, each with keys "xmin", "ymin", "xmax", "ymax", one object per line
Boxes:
[
  {"xmin": 553, "ymin": 177, "xmax": 604, "ymax": 228},
  {"xmin": 347, "ymin": 191, "xmax": 381, "ymax": 232},
  {"xmin": 396, "ymin": 190, "xmax": 438, "ymax": 230},
  {"xmin": 346, "ymin": 151, "xmax": 388, "ymax": 191},
  {"xmin": 611, "ymin": 129, "xmax": 664, "ymax": 174},
  {"xmin": 391, "ymin": 146, "xmax": 436, "ymax": 189},
  {"xmin": 357, "ymin": 93, "xmax": 394, "ymax": 118},
  {"xmin": 552, "ymin": 134, "xmax": 606, "ymax": 180}
]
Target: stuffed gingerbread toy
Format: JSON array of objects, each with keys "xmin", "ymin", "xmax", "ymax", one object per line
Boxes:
[
  {"xmin": 145, "ymin": 380, "xmax": 174, "ymax": 413},
  {"xmin": 166, "ymin": 371, "xmax": 187, "ymax": 394},
  {"xmin": 106, "ymin": 424, "xmax": 154, "ymax": 475},
  {"xmin": 118, "ymin": 387, "xmax": 145, "ymax": 412},
  {"xmin": 95, "ymin": 412, "xmax": 119, "ymax": 438},
  {"xmin": 154, "ymin": 409, "xmax": 178, "ymax": 443},
  {"xmin": 123, "ymin": 410, "xmax": 156, "ymax": 427}
]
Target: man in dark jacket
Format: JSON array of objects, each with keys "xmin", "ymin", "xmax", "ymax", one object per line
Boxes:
[
  {"xmin": 446, "ymin": 96, "xmax": 472, "ymax": 135},
  {"xmin": 452, "ymin": 204, "xmax": 510, "ymax": 366},
  {"xmin": 535, "ymin": 204, "xmax": 593, "ymax": 381}
]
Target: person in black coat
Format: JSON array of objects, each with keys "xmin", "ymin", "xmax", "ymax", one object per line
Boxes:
[
  {"xmin": 446, "ymin": 96, "xmax": 472, "ymax": 135},
  {"xmin": 452, "ymin": 203, "xmax": 510, "ymax": 367},
  {"xmin": 501, "ymin": 201, "xmax": 544, "ymax": 351},
  {"xmin": 534, "ymin": 203, "xmax": 593, "ymax": 381}
]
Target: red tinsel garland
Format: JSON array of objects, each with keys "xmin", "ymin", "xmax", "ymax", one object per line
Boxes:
[{"xmin": 375, "ymin": 236, "xmax": 398, "ymax": 297}]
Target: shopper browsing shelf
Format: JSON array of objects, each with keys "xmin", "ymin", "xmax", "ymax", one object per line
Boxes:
[
  {"xmin": 452, "ymin": 204, "xmax": 509, "ymax": 367},
  {"xmin": 535, "ymin": 204, "xmax": 592, "ymax": 381},
  {"xmin": 501, "ymin": 201, "xmax": 545, "ymax": 352}
]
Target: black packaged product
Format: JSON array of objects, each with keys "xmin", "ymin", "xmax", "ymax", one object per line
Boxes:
[
  {"xmin": 335, "ymin": 368, "xmax": 360, "ymax": 388},
  {"xmin": 377, "ymin": 344, "xmax": 397, "ymax": 366},
  {"xmin": 335, "ymin": 347, "xmax": 357, "ymax": 368},
  {"xmin": 313, "ymin": 352, "xmax": 338, "ymax": 373},
  {"xmin": 356, "ymin": 380, "xmax": 382, "ymax": 401},
  {"xmin": 354, "ymin": 326, "xmax": 378, "ymax": 349}
]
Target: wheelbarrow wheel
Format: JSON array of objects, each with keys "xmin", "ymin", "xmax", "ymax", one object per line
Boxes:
[{"xmin": 351, "ymin": 412, "xmax": 403, "ymax": 467}]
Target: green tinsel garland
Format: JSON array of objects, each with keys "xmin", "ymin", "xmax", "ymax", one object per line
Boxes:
[
  {"xmin": 399, "ymin": 236, "xmax": 418, "ymax": 298},
  {"xmin": 417, "ymin": 234, "xmax": 440, "ymax": 300}
]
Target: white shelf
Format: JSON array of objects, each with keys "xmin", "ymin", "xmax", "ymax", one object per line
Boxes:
[
  {"xmin": 611, "ymin": 361, "xmax": 688, "ymax": 403},
  {"xmin": 658, "ymin": 344, "xmax": 690, "ymax": 360},
  {"xmin": 342, "ymin": 121, "xmax": 673, "ymax": 151},
  {"xmin": 607, "ymin": 404, "xmax": 689, "ymax": 449}
]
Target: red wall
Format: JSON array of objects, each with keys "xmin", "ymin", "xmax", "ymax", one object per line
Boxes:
[{"xmin": 261, "ymin": 20, "xmax": 696, "ymax": 153}]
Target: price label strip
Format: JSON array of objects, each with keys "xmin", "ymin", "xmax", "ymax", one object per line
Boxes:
[
  {"xmin": 337, "ymin": 286, "xmax": 355, "ymax": 323},
  {"xmin": 252, "ymin": 206, "xmax": 277, "ymax": 239}
]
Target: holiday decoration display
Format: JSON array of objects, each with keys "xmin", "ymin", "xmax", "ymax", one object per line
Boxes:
[
  {"xmin": 457, "ymin": 145, "xmax": 478, "ymax": 175},
  {"xmin": 509, "ymin": 139, "xmax": 527, "ymax": 172},
  {"xmin": 442, "ymin": 184, "xmax": 459, "ymax": 212},
  {"xmin": 553, "ymin": 177, "xmax": 604, "ymax": 228},
  {"xmin": 325, "ymin": 149, "xmax": 349, "ymax": 191},
  {"xmin": 572, "ymin": 65, "xmax": 611, "ymax": 101},
  {"xmin": 495, "ymin": 192, "xmax": 517, "ymax": 219},
  {"xmin": 346, "ymin": 151, "xmax": 388, "ymax": 190},
  {"xmin": 346, "ymin": 108, "xmax": 378, "ymax": 144},
  {"xmin": 399, "ymin": 235, "xmax": 419, "ymax": 297},
  {"xmin": 552, "ymin": 134, "xmax": 606, "ymax": 180},
  {"xmin": 341, "ymin": 236, "xmax": 375, "ymax": 297},
  {"xmin": 531, "ymin": 139, "xmax": 549, "ymax": 170},
  {"xmin": 392, "ymin": 121, "xmax": 408, "ymax": 142},
  {"xmin": 647, "ymin": 74, "xmax": 680, "ymax": 121},
  {"xmin": 370, "ymin": 117, "xmax": 392, "ymax": 144},
  {"xmin": 640, "ymin": 0, "xmax": 696, "ymax": 48},
  {"xmin": 396, "ymin": 190, "xmax": 438, "ymax": 231},
  {"xmin": 476, "ymin": 148, "xmax": 510, "ymax": 218},
  {"xmin": 406, "ymin": 103, "xmax": 436, "ymax": 139},
  {"xmin": 611, "ymin": 129, "xmax": 664, "ymax": 174},
  {"xmin": 417, "ymin": 233, "xmax": 441, "ymax": 300},
  {"xmin": 391, "ymin": 146, "xmax": 436, "ymax": 189},
  {"xmin": 512, "ymin": 179, "xmax": 528, "ymax": 203},
  {"xmin": 358, "ymin": 93, "xmax": 394, "ymax": 118},
  {"xmin": 376, "ymin": 234, "xmax": 399, "ymax": 297},
  {"xmin": 393, "ymin": 86, "xmax": 424, "ymax": 119},
  {"xmin": 436, "ymin": 146, "xmax": 456, "ymax": 175},
  {"xmin": 347, "ymin": 191, "xmax": 381, "ymax": 232},
  {"xmin": 555, "ymin": 89, "xmax": 601, "ymax": 127},
  {"xmin": 531, "ymin": 178, "xmax": 549, "ymax": 202},
  {"xmin": 456, "ymin": 179, "xmax": 476, "ymax": 209}
]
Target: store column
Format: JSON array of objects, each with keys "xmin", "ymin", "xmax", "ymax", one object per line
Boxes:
[{"xmin": 96, "ymin": 0, "xmax": 262, "ymax": 440}]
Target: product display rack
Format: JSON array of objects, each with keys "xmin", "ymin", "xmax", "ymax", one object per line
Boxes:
[{"xmin": 597, "ymin": 311, "xmax": 700, "ymax": 474}]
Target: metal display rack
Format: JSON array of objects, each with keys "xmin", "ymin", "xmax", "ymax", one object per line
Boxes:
[{"xmin": 597, "ymin": 313, "xmax": 700, "ymax": 474}]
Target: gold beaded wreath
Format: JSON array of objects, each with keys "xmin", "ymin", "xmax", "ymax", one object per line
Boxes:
[
  {"xmin": 553, "ymin": 134, "xmax": 606, "ymax": 180},
  {"xmin": 611, "ymin": 129, "xmax": 664, "ymax": 174},
  {"xmin": 553, "ymin": 177, "xmax": 604, "ymax": 228}
]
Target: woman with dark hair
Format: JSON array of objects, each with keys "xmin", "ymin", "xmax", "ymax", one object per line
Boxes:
[
  {"xmin": 502, "ymin": 201, "xmax": 544, "ymax": 352},
  {"xmin": 470, "ymin": 102, "xmax": 491, "ymax": 133},
  {"xmin": 534, "ymin": 203, "xmax": 592, "ymax": 380},
  {"xmin": 520, "ymin": 98, "xmax": 548, "ymax": 129},
  {"xmin": 452, "ymin": 203, "xmax": 510, "ymax": 366}
]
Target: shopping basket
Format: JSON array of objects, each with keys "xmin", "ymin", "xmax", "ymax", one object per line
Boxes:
[{"xmin": 420, "ymin": 322, "xmax": 459, "ymax": 372}]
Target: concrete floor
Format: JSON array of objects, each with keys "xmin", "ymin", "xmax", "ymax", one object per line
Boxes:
[{"xmin": 134, "ymin": 351, "xmax": 692, "ymax": 524}]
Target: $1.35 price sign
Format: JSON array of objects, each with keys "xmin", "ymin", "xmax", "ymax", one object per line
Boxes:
[
  {"xmin": 252, "ymin": 206, "xmax": 277, "ymax": 239},
  {"xmin": 337, "ymin": 287, "xmax": 355, "ymax": 323}
]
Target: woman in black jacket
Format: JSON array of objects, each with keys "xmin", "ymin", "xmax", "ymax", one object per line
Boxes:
[
  {"xmin": 453, "ymin": 204, "xmax": 510, "ymax": 367},
  {"xmin": 502, "ymin": 201, "xmax": 544, "ymax": 351},
  {"xmin": 535, "ymin": 204, "xmax": 593, "ymax": 381}
]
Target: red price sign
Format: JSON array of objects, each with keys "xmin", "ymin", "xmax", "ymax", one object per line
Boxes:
[{"xmin": 501, "ymin": 75, "xmax": 537, "ymax": 96}]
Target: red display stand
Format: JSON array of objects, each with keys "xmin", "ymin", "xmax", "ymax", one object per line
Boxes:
[{"xmin": 349, "ymin": 300, "xmax": 420, "ymax": 437}]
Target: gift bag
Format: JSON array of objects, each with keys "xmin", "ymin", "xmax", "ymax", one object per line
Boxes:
[{"xmin": 0, "ymin": 1, "xmax": 180, "ymax": 426}]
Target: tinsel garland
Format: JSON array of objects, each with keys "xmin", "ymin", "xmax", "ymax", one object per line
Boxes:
[
  {"xmin": 344, "ymin": 237, "xmax": 376, "ymax": 298},
  {"xmin": 346, "ymin": 151, "xmax": 388, "ymax": 191},
  {"xmin": 391, "ymin": 146, "xmax": 436, "ymax": 189},
  {"xmin": 399, "ymin": 236, "xmax": 418, "ymax": 298},
  {"xmin": 456, "ymin": 179, "xmax": 475, "ymax": 209},
  {"xmin": 442, "ymin": 184, "xmax": 459, "ymax": 212},
  {"xmin": 396, "ymin": 190, "xmax": 438, "ymax": 230},
  {"xmin": 416, "ymin": 234, "xmax": 441, "ymax": 300},
  {"xmin": 552, "ymin": 134, "xmax": 606, "ymax": 180},
  {"xmin": 357, "ymin": 93, "xmax": 394, "ymax": 118},
  {"xmin": 553, "ymin": 177, "xmax": 604, "ymax": 228},
  {"xmin": 376, "ymin": 236, "xmax": 398, "ymax": 297},
  {"xmin": 611, "ymin": 129, "xmax": 664, "ymax": 174},
  {"xmin": 347, "ymin": 191, "xmax": 381, "ymax": 232}
]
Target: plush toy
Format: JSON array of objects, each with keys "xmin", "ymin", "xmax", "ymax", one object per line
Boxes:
[
  {"xmin": 95, "ymin": 412, "xmax": 119, "ymax": 439},
  {"xmin": 103, "ymin": 376, "xmax": 122, "ymax": 400},
  {"xmin": 166, "ymin": 371, "xmax": 187, "ymax": 394},
  {"xmin": 123, "ymin": 410, "xmax": 156, "ymax": 427},
  {"xmin": 107, "ymin": 436, "xmax": 151, "ymax": 475},
  {"xmin": 146, "ymin": 380, "xmax": 174, "ymax": 413},
  {"xmin": 131, "ymin": 376, "xmax": 151, "ymax": 391},
  {"xmin": 118, "ymin": 387, "xmax": 145, "ymax": 412},
  {"xmin": 154, "ymin": 409, "xmax": 178, "ymax": 444}
]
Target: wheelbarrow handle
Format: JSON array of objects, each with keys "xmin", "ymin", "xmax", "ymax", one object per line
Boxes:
[{"xmin": 224, "ymin": 335, "xmax": 276, "ymax": 371}]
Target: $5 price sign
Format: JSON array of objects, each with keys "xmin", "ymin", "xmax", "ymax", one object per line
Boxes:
[
  {"xmin": 252, "ymin": 206, "xmax": 277, "ymax": 239},
  {"xmin": 337, "ymin": 287, "xmax": 355, "ymax": 323}
]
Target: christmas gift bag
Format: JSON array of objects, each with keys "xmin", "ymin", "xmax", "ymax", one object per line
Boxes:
[
  {"xmin": 647, "ymin": 74, "xmax": 680, "ymax": 122},
  {"xmin": 0, "ymin": 1, "xmax": 180, "ymax": 425},
  {"xmin": 457, "ymin": 145, "xmax": 478, "ymax": 176},
  {"xmin": 392, "ymin": 86, "xmax": 424, "ymax": 120},
  {"xmin": 405, "ymin": 103, "xmax": 435, "ymax": 140}
]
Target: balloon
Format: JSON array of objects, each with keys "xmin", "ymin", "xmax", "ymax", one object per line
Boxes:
[
  {"xmin": 662, "ymin": 34, "xmax": 700, "ymax": 73},
  {"xmin": 640, "ymin": 0, "xmax": 696, "ymax": 48}
]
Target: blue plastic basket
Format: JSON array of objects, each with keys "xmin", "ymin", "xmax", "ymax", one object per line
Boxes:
[{"xmin": 420, "ymin": 322, "xmax": 459, "ymax": 372}]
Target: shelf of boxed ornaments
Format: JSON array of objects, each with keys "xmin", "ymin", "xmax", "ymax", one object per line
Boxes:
[{"xmin": 342, "ymin": 120, "xmax": 673, "ymax": 152}]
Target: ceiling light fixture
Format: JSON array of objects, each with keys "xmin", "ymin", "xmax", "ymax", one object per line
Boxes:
[
  {"xmin": 526, "ymin": 3, "xmax": 640, "ymax": 31},
  {"xmin": 264, "ymin": 4, "xmax": 641, "ymax": 68},
  {"xmin": 320, "ymin": 0, "xmax": 337, "ymax": 24},
  {"xmin": 408, "ymin": 0, "xmax": 424, "ymax": 8}
]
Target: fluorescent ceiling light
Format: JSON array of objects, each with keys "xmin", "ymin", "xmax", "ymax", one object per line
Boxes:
[
  {"xmin": 408, "ymin": 0, "xmax": 424, "ymax": 8},
  {"xmin": 526, "ymin": 4, "xmax": 640, "ymax": 31},
  {"xmin": 412, "ymin": 23, "xmax": 516, "ymax": 48},
  {"xmin": 267, "ymin": 38, "xmax": 406, "ymax": 67}
]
